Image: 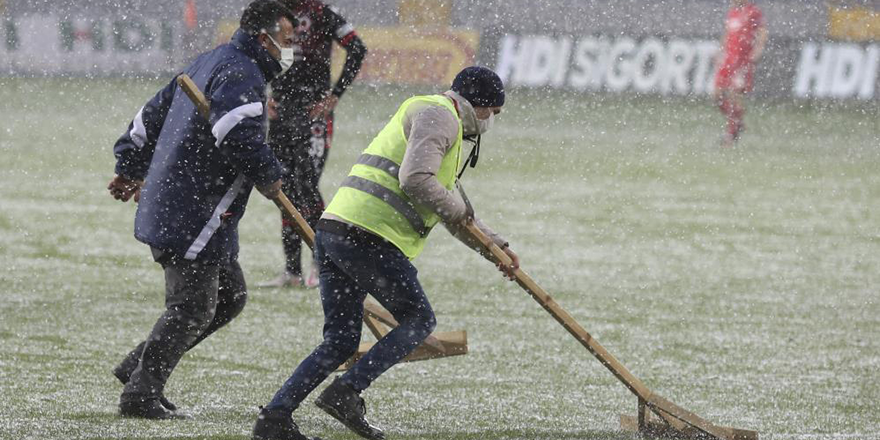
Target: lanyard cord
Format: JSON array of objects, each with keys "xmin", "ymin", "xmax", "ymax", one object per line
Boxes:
[{"xmin": 457, "ymin": 134, "xmax": 481, "ymax": 179}]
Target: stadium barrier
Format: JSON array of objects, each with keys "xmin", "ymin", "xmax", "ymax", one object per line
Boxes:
[
  {"xmin": 210, "ymin": 21, "xmax": 479, "ymax": 86},
  {"xmin": 0, "ymin": 14, "xmax": 181, "ymax": 76},
  {"xmin": 2, "ymin": 12, "xmax": 877, "ymax": 102}
]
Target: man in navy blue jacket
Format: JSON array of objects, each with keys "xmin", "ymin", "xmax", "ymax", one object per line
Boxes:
[{"xmin": 107, "ymin": 0, "xmax": 294, "ymax": 420}]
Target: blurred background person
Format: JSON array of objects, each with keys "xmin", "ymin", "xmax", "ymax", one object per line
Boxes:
[
  {"xmin": 258, "ymin": 0, "xmax": 367, "ymax": 289},
  {"xmin": 714, "ymin": 0, "xmax": 768, "ymax": 148}
]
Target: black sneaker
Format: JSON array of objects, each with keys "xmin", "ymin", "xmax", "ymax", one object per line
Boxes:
[
  {"xmin": 315, "ymin": 378, "xmax": 385, "ymax": 440},
  {"xmin": 112, "ymin": 366, "xmax": 178, "ymax": 412},
  {"xmin": 119, "ymin": 397, "xmax": 186, "ymax": 420},
  {"xmin": 252, "ymin": 408, "xmax": 317, "ymax": 440}
]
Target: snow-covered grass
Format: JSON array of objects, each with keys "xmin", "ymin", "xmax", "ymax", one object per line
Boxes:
[{"xmin": 1, "ymin": 77, "xmax": 878, "ymax": 439}]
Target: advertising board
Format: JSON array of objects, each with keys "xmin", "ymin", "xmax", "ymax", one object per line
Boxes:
[
  {"xmin": 491, "ymin": 33, "xmax": 879, "ymax": 101},
  {"xmin": 1, "ymin": 15, "xmax": 177, "ymax": 76}
]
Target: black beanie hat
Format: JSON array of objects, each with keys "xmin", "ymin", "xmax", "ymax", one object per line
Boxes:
[{"xmin": 451, "ymin": 66, "xmax": 505, "ymax": 108}]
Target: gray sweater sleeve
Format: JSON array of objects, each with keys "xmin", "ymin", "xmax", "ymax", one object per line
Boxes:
[
  {"xmin": 398, "ymin": 105, "xmax": 508, "ymax": 254},
  {"xmin": 398, "ymin": 106, "xmax": 469, "ymax": 223}
]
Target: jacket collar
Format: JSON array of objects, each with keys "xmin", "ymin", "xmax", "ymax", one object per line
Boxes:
[
  {"xmin": 230, "ymin": 28, "xmax": 282, "ymax": 81},
  {"xmin": 444, "ymin": 90, "xmax": 480, "ymax": 136}
]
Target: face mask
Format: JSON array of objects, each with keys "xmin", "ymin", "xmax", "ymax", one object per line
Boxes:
[
  {"xmin": 476, "ymin": 112, "xmax": 494, "ymax": 135},
  {"xmin": 266, "ymin": 34, "xmax": 294, "ymax": 75}
]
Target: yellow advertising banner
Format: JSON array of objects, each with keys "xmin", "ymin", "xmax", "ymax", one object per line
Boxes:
[
  {"xmin": 332, "ymin": 27, "xmax": 480, "ymax": 86},
  {"xmin": 829, "ymin": 5, "xmax": 880, "ymax": 42},
  {"xmin": 398, "ymin": 0, "xmax": 451, "ymax": 26},
  {"xmin": 214, "ymin": 20, "xmax": 238, "ymax": 47},
  {"xmin": 213, "ymin": 22, "xmax": 479, "ymax": 86}
]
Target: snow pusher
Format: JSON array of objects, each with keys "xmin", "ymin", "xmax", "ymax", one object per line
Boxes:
[{"xmin": 461, "ymin": 220, "xmax": 757, "ymax": 440}]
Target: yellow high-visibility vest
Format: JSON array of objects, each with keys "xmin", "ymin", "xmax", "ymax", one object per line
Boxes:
[{"xmin": 324, "ymin": 95, "xmax": 463, "ymax": 259}]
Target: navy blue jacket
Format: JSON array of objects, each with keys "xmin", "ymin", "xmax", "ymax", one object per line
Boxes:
[{"xmin": 113, "ymin": 29, "xmax": 284, "ymax": 263}]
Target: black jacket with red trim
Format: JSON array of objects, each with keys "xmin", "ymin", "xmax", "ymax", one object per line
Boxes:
[{"xmin": 272, "ymin": 0, "xmax": 366, "ymax": 119}]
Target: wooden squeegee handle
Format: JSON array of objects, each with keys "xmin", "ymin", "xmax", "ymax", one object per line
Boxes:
[
  {"xmin": 177, "ymin": 74, "xmax": 211, "ymax": 119},
  {"xmin": 462, "ymin": 220, "xmax": 653, "ymax": 400},
  {"xmin": 272, "ymin": 192, "xmax": 315, "ymax": 250},
  {"xmin": 461, "ymin": 221, "xmax": 736, "ymax": 439}
]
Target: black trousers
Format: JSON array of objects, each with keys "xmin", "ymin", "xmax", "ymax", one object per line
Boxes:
[
  {"xmin": 270, "ymin": 114, "xmax": 333, "ymax": 275},
  {"xmin": 117, "ymin": 249, "xmax": 247, "ymax": 401}
]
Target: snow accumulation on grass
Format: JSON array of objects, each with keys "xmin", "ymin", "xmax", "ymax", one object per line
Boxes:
[{"xmin": 0, "ymin": 78, "xmax": 878, "ymax": 439}]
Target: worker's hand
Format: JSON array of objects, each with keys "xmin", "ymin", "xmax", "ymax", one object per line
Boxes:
[
  {"xmin": 107, "ymin": 175, "xmax": 143, "ymax": 202},
  {"xmin": 256, "ymin": 179, "xmax": 283, "ymax": 199},
  {"xmin": 309, "ymin": 94, "xmax": 339, "ymax": 120},
  {"xmin": 496, "ymin": 246, "xmax": 519, "ymax": 281},
  {"xmin": 267, "ymin": 97, "xmax": 279, "ymax": 120}
]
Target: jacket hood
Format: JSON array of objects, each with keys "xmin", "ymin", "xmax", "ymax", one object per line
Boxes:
[
  {"xmin": 444, "ymin": 90, "xmax": 480, "ymax": 136},
  {"xmin": 231, "ymin": 28, "xmax": 283, "ymax": 81}
]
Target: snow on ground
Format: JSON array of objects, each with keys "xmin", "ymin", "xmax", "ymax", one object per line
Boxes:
[{"xmin": 0, "ymin": 78, "xmax": 878, "ymax": 439}]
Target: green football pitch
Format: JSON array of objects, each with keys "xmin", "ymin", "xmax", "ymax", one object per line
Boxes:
[{"xmin": 1, "ymin": 78, "xmax": 878, "ymax": 439}]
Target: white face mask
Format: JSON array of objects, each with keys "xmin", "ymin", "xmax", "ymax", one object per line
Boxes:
[
  {"xmin": 476, "ymin": 112, "xmax": 494, "ymax": 135},
  {"xmin": 266, "ymin": 34, "xmax": 294, "ymax": 75}
]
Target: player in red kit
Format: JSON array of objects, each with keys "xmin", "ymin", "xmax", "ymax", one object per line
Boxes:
[{"xmin": 714, "ymin": 0, "xmax": 768, "ymax": 148}]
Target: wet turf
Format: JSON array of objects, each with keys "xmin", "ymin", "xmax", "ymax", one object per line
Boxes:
[{"xmin": 1, "ymin": 78, "xmax": 878, "ymax": 439}]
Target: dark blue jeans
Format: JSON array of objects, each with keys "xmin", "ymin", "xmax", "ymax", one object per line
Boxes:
[{"xmin": 265, "ymin": 229, "xmax": 436, "ymax": 414}]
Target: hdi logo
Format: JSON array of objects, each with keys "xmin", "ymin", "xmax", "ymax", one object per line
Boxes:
[{"xmin": 794, "ymin": 42, "xmax": 879, "ymax": 100}]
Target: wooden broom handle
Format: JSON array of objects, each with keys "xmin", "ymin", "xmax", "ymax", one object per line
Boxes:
[
  {"xmin": 461, "ymin": 220, "xmax": 736, "ymax": 439},
  {"xmin": 462, "ymin": 220, "xmax": 653, "ymax": 398},
  {"xmin": 272, "ymin": 191, "xmax": 315, "ymax": 250},
  {"xmin": 177, "ymin": 74, "xmax": 211, "ymax": 119}
]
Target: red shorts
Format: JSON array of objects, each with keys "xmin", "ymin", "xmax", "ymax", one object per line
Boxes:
[{"xmin": 715, "ymin": 60, "xmax": 754, "ymax": 93}]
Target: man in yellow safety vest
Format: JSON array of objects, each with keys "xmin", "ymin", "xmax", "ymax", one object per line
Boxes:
[{"xmin": 252, "ymin": 66, "xmax": 518, "ymax": 440}]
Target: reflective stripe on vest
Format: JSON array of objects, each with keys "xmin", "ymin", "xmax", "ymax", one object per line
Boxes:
[
  {"xmin": 339, "ymin": 175, "xmax": 429, "ymax": 236},
  {"xmin": 355, "ymin": 153, "xmax": 400, "ymax": 179}
]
